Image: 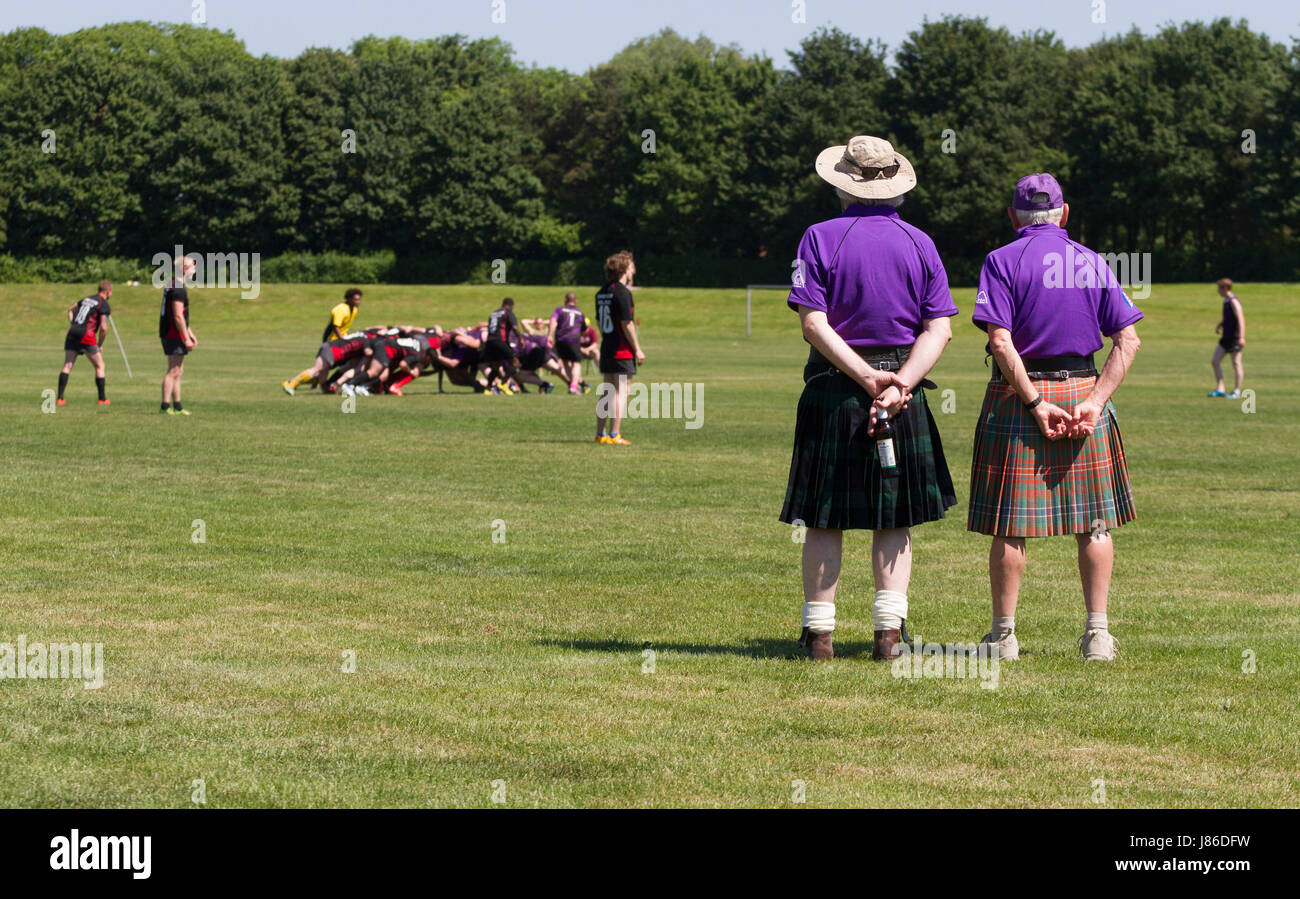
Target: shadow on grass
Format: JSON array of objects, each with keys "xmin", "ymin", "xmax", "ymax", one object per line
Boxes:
[{"xmin": 535, "ymin": 637, "xmax": 882, "ymax": 660}]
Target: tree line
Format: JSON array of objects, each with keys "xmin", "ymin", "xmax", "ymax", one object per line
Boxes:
[{"xmin": 0, "ymin": 17, "xmax": 1296, "ymax": 285}]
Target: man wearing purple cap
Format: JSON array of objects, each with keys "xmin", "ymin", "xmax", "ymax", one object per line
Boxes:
[
  {"xmin": 968, "ymin": 173, "xmax": 1143, "ymax": 662},
  {"xmin": 780, "ymin": 135, "xmax": 959, "ymax": 662}
]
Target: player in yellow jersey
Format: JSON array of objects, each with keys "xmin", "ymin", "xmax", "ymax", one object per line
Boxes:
[{"xmin": 283, "ymin": 288, "xmax": 363, "ymax": 393}]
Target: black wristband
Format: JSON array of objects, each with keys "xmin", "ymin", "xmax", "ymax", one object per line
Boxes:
[{"xmin": 1024, "ymin": 395, "xmax": 1043, "ymax": 411}]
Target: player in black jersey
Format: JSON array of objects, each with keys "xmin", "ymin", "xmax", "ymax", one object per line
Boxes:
[
  {"xmin": 482, "ymin": 298, "xmax": 522, "ymax": 393},
  {"xmin": 159, "ymin": 256, "xmax": 197, "ymax": 415},
  {"xmin": 57, "ymin": 281, "xmax": 113, "ymax": 406},
  {"xmin": 594, "ymin": 251, "xmax": 645, "ymax": 444}
]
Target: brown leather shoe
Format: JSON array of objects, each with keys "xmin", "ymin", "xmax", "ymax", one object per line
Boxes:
[
  {"xmin": 800, "ymin": 628, "xmax": 834, "ymax": 660},
  {"xmin": 871, "ymin": 628, "xmax": 903, "ymax": 660}
]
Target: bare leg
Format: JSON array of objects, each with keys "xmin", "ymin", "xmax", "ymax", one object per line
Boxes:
[
  {"xmin": 990, "ymin": 536, "xmax": 1027, "ymax": 618},
  {"xmin": 61, "ymin": 350, "xmax": 77, "ymax": 376},
  {"xmin": 596, "ymin": 373, "xmax": 618, "ymax": 435},
  {"xmin": 1076, "ymin": 532, "xmax": 1112, "ymax": 614},
  {"xmin": 871, "ymin": 528, "xmax": 912, "ymax": 593},
  {"xmin": 1211, "ymin": 345, "xmax": 1226, "ymax": 392},
  {"xmin": 162, "ymin": 357, "xmax": 184, "ymax": 405},
  {"xmin": 802, "ymin": 528, "xmax": 842, "ymax": 605},
  {"xmin": 614, "ymin": 374, "xmax": 630, "ymax": 435},
  {"xmin": 1231, "ymin": 350, "xmax": 1243, "ymax": 393}
]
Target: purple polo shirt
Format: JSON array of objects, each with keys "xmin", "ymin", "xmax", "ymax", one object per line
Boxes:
[
  {"xmin": 788, "ymin": 205, "xmax": 957, "ymax": 347},
  {"xmin": 974, "ymin": 223, "xmax": 1143, "ymax": 358}
]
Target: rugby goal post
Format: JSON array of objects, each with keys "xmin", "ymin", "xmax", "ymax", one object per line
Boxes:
[{"xmin": 744, "ymin": 284, "xmax": 790, "ymax": 337}]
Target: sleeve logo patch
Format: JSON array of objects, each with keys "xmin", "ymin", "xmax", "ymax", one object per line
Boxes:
[{"xmin": 975, "ymin": 289, "xmax": 989, "ymax": 305}]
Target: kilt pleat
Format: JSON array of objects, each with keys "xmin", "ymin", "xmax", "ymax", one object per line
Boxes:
[
  {"xmin": 779, "ymin": 369, "xmax": 957, "ymax": 530},
  {"xmin": 967, "ymin": 377, "xmax": 1136, "ymax": 537}
]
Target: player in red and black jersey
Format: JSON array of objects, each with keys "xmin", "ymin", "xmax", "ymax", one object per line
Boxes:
[
  {"xmin": 57, "ymin": 280, "xmax": 113, "ymax": 406},
  {"xmin": 594, "ymin": 251, "xmax": 645, "ymax": 445},
  {"xmin": 481, "ymin": 298, "xmax": 522, "ymax": 391},
  {"xmin": 159, "ymin": 255, "xmax": 197, "ymax": 415},
  {"xmin": 342, "ymin": 333, "xmax": 429, "ymax": 396},
  {"xmin": 282, "ymin": 334, "xmax": 371, "ymax": 396}
]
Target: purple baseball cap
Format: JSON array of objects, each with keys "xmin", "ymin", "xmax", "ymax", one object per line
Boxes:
[{"xmin": 1012, "ymin": 173, "xmax": 1064, "ymax": 210}]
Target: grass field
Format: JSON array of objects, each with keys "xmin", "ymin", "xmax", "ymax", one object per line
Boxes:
[{"xmin": 0, "ymin": 280, "xmax": 1297, "ymax": 808}]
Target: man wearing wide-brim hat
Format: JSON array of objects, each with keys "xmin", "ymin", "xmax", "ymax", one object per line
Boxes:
[
  {"xmin": 968, "ymin": 173, "xmax": 1143, "ymax": 662},
  {"xmin": 780, "ymin": 135, "xmax": 959, "ymax": 661}
]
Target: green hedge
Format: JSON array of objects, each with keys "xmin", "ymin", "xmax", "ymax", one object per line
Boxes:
[
  {"xmin": 6, "ymin": 250, "xmax": 1283, "ymax": 289},
  {"xmin": 0, "ymin": 252, "xmax": 795, "ymax": 288}
]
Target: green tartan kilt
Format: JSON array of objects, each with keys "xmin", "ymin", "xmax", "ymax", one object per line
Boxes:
[{"xmin": 779, "ymin": 366, "xmax": 957, "ymax": 530}]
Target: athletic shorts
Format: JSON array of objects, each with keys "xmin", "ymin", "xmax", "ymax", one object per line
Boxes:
[
  {"xmin": 1218, "ymin": 337, "xmax": 1243, "ymax": 352},
  {"xmin": 65, "ymin": 336, "xmax": 100, "ymax": 355},
  {"xmin": 481, "ymin": 338, "xmax": 515, "ymax": 364},
  {"xmin": 521, "ymin": 346, "xmax": 550, "ymax": 371},
  {"xmin": 554, "ymin": 340, "xmax": 582, "ymax": 362},
  {"xmin": 600, "ymin": 356, "xmax": 637, "ymax": 376},
  {"xmin": 162, "ymin": 338, "xmax": 189, "ymax": 357}
]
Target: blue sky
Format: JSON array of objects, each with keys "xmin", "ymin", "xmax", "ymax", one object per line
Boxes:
[{"xmin": 5, "ymin": 1, "xmax": 1296, "ymax": 70}]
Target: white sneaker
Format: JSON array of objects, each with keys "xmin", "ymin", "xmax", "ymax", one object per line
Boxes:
[
  {"xmin": 1079, "ymin": 629, "xmax": 1118, "ymax": 661},
  {"xmin": 980, "ymin": 630, "xmax": 1019, "ymax": 660},
  {"xmin": 356, "ymin": 386, "xmax": 371, "ymax": 396},
  {"xmin": 1227, "ymin": 390, "xmax": 1241, "ymax": 399},
  {"xmin": 281, "ymin": 381, "xmax": 295, "ymax": 396},
  {"xmin": 340, "ymin": 384, "xmax": 355, "ymax": 397}
]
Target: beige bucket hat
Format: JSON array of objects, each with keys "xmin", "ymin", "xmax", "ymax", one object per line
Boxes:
[{"xmin": 815, "ymin": 135, "xmax": 917, "ymax": 199}]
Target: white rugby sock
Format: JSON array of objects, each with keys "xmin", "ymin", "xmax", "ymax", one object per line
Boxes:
[
  {"xmin": 872, "ymin": 590, "xmax": 908, "ymax": 631},
  {"xmin": 802, "ymin": 601, "xmax": 835, "ymax": 634},
  {"xmin": 1086, "ymin": 612, "xmax": 1108, "ymax": 633},
  {"xmin": 992, "ymin": 616, "xmax": 1015, "ymax": 639}
]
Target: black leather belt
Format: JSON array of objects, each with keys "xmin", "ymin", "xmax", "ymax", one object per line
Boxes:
[
  {"xmin": 991, "ymin": 354, "xmax": 1097, "ymax": 381},
  {"xmin": 806, "ymin": 345, "xmax": 938, "ymax": 390}
]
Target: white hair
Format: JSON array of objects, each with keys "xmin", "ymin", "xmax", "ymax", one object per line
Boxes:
[
  {"xmin": 1015, "ymin": 206, "xmax": 1064, "ymax": 226},
  {"xmin": 835, "ymin": 187, "xmax": 904, "ymax": 208}
]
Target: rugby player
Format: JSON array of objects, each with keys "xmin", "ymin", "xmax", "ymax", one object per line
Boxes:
[
  {"xmin": 594, "ymin": 251, "xmax": 645, "ymax": 445},
  {"xmin": 388, "ymin": 329, "xmax": 458, "ymax": 396},
  {"xmin": 548, "ymin": 292, "xmax": 590, "ymax": 394},
  {"xmin": 282, "ymin": 289, "xmax": 365, "ymax": 393},
  {"xmin": 283, "ymin": 333, "xmax": 370, "ymax": 396},
  {"xmin": 324, "ymin": 288, "xmax": 363, "ymax": 341},
  {"xmin": 342, "ymin": 332, "xmax": 429, "ymax": 396},
  {"xmin": 160, "ymin": 255, "xmax": 197, "ymax": 415},
  {"xmin": 514, "ymin": 334, "xmax": 563, "ymax": 393},
  {"xmin": 57, "ymin": 281, "xmax": 113, "ymax": 406},
  {"xmin": 482, "ymin": 298, "xmax": 522, "ymax": 392},
  {"xmin": 428, "ymin": 328, "xmax": 487, "ymax": 393}
]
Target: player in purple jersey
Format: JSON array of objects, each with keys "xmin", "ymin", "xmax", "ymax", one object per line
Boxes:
[
  {"xmin": 548, "ymin": 292, "xmax": 591, "ymax": 394},
  {"xmin": 428, "ymin": 328, "xmax": 490, "ymax": 392},
  {"xmin": 513, "ymin": 334, "xmax": 564, "ymax": 393}
]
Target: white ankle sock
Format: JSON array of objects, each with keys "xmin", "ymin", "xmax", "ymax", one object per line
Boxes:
[
  {"xmin": 1086, "ymin": 612, "xmax": 1108, "ymax": 632},
  {"xmin": 992, "ymin": 616, "xmax": 1015, "ymax": 639},
  {"xmin": 872, "ymin": 590, "xmax": 907, "ymax": 630},
  {"xmin": 802, "ymin": 601, "xmax": 835, "ymax": 634}
]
